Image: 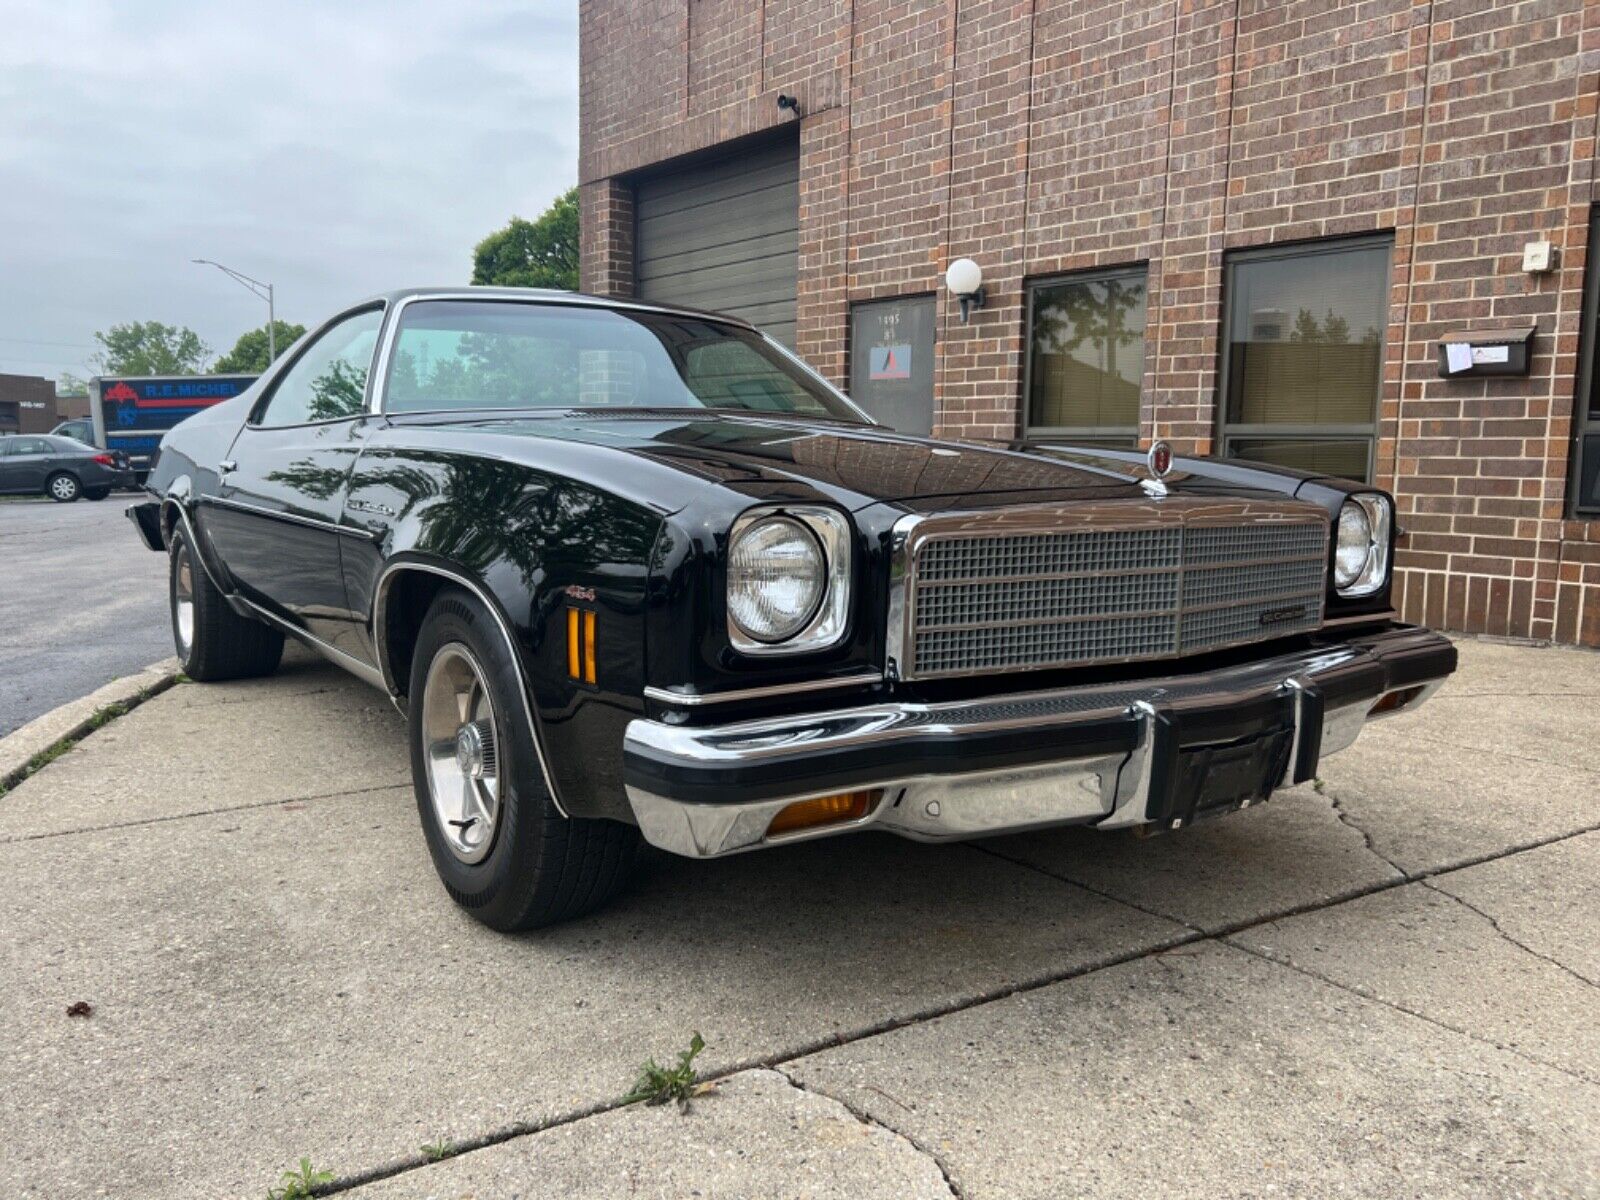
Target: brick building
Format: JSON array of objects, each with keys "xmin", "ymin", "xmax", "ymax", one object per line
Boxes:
[
  {"xmin": 579, "ymin": 0, "xmax": 1600, "ymax": 646},
  {"xmin": 0, "ymin": 373, "xmax": 58, "ymax": 435}
]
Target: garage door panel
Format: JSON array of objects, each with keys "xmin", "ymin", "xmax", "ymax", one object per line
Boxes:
[
  {"xmin": 637, "ymin": 237, "xmax": 799, "ymax": 292},
  {"xmin": 635, "ymin": 157, "xmax": 800, "ymax": 219},
  {"xmin": 636, "ymin": 184, "xmax": 799, "ymax": 259},
  {"xmin": 636, "ymin": 236, "xmax": 799, "ymax": 296},
  {"xmin": 636, "ymin": 138, "xmax": 799, "ymax": 346}
]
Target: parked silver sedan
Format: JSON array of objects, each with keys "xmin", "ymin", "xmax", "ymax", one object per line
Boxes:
[{"xmin": 0, "ymin": 434, "xmax": 136, "ymax": 501}]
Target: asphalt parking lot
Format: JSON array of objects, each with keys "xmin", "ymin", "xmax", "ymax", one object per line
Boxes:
[
  {"xmin": 0, "ymin": 496, "xmax": 169, "ymax": 736},
  {"xmin": 1, "ymin": 637, "xmax": 1596, "ymax": 1198}
]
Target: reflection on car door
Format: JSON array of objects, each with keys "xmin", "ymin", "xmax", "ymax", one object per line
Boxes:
[{"xmin": 198, "ymin": 306, "xmax": 385, "ymax": 662}]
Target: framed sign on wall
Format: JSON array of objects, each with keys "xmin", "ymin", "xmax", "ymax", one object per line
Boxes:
[{"xmin": 849, "ymin": 295, "xmax": 936, "ymax": 435}]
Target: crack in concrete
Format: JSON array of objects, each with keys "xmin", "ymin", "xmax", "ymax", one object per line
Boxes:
[
  {"xmin": 1319, "ymin": 784, "xmax": 1411, "ymax": 878},
  {"xmin": 970, "ymin": 842, "xmax": 1207, "ymax": 934},
  {"xmin": 0, "ymin": 780, "xmax": 409, "ymax": 845},
  {"xmin": 774, "ymin": 1065, "xmax": 965, "ymax": 1200},
  {"xmin": 305, "ymin": 821, "xmax": 1600, "ymax": 1196},
  {"xmin": 1392, "ymin": 729, "xmax": 1600, "ymax": 778},
  {"xmin": 1419, "ymin": 879, "xmax": 1600, "ymax": 991},
  {"xmin": 1222, "ymin": 938, "xmax": 1600, "ymax": 1089}
]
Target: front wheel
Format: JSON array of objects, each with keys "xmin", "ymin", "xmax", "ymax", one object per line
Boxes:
[
  {"xmin": 409, "ymin": 587, "xmax": 638, "ymax": 930},
  {"xmin": 46, "ymin": 473, "xmax": 80, "ymax": 502}
]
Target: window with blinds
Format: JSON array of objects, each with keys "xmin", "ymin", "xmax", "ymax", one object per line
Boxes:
[
  {"xmin": 1220, "ymin": 237, "xmax": 1392, "ymax": 482},
  {"xmin": 1024, "ymin": 266, "xmax": 1147, "ymax": 446}
]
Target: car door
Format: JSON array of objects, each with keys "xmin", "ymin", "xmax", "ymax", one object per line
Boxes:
[
  {"xmin": 198, "ymin": 305, "xmax": 385, "ymax": 659},
  {"xmin": 1, "ymin": 437, "xmax": 52, "ymax": 493}
]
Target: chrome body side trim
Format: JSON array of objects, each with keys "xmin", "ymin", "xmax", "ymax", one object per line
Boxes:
[
  {"xmin": 643, "ymin": 671, "xmax": 885, "ymax": 707},
  {"xmin": 204, "ymin": 494, "xmax": 377, "ymax": 539},
  {"xmin": 623, "ymin": 625, "xmax": 1455, "ymax": 858},
  {"xmin": 236, "ymin": 596, "xmax": 388, "ymax": 690},
  {"xmin": 370, "ymin": 559, "xmax": 568, "ymax": 818}
]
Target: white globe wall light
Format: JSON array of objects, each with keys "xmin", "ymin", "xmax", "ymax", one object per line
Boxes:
[{"xmin": 945, "ymin": 257, "xmax": 986, "ymax": 323}]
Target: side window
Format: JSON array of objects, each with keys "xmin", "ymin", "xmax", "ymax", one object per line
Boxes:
[
  {"xmin": 255, "ymin": 308, "xmax": 384, "ymax": 427},
  {"xmin": 12, "ymin": 438, "xmax": 48, "ymax": 455}
]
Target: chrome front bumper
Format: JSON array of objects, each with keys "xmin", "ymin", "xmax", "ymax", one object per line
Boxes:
[{"xmin": 623, "ymin": 624, "xmax": 1456, "ymax": 859}]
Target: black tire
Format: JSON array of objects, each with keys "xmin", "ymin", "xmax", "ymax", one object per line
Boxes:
[
  {"xmin": 46, "ymin": 472, "xmax": 80, "ymax": 503},
  {"xmin": 168, "ymin": 524, "xmax": 284, "ymax": 682},
  {"xmin": 408, "ymin": 587, "xmax": 639, "ymax": 931},
  {"xmin": 85, "ymin": 487, "xmax": 110, "ymax": 501}
]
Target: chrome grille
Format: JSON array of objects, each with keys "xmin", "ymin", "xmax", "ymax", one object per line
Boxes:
[{"xmin": 900, "ymin": 503, "xmax": 1329, "ymax": 680}]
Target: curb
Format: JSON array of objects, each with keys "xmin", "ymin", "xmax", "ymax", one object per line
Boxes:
[{"xmin": 0, "ymin": 659, "xmax": 182, "ymax": 791}]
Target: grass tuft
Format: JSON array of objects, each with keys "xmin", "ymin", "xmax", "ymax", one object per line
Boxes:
[
  {"xmin": 623, "ymin": 1032, "xmax": 708, "ymax": 1112},
  {"xmin": 266, "ymin": 1157, "xmax": 333, "ymax": 1199},
  {"xmin": 420, "ymin": 1137, "xmax": 457, "ymax": 1162}
]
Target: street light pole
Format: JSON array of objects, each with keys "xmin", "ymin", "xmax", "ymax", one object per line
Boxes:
[{"xmin": 191, "ymin": 259, "xmax": 278, "ymax": 364}]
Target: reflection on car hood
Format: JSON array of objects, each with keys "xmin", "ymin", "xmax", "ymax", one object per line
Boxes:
[{"xmin": 398, "ymin": 410, "xmax": 1281, "ymax": 511}]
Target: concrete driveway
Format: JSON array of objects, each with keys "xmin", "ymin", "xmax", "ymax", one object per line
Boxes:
[
  {"xmin": 0, "ymin": 496, "xmax": 168, "ymax": 736},
  {"xmin": 1, "ymin": 638, "xmax": 1596, "ymax": 1198}
]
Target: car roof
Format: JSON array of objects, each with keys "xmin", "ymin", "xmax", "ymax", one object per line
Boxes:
[{"xmin": 351, "ymin": 286, "xmax": 760, "ymax": 332}]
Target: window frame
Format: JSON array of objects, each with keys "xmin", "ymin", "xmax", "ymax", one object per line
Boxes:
[
  {"xmin": 247, "ymin": 302, "xmax": 387, "ymax": 430},
  {"xmin": 1022, "ymin": 263, "xmax": 1149, "ymax": 447},
  {"xmin": 1569, "ymin": 210, "xmax": 1600, "ymax": 517},
  {"xmin": 1216, "ymin": 234, "xmax": 1394, "ymax": 484}
]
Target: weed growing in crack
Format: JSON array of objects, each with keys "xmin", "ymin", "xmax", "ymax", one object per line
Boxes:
[
  {"xmin": 0, "ymin": 689, "xmax": 161, "ymax": 800},
  {"xmin": 420, "ymin": 1137, "xmax": 457, "ymax": 1162},
  {"xmin": 623, "ymin": 1031, "xmax": 709, "ymax": 1112},
  {"xmin": 265, "ymin": 1157, "xmax": 333, "ymax": 1199}
]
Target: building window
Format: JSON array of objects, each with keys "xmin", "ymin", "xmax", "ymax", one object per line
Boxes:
[
  {"xmin": 1220, "ymin": 237, "xmax": 1392, "ymax": 482},
  {"xmin": 1025, "ymin": 266, "xmax": 1147, "ymax": 446},
  {"xmin": 1571, "ymin": 211, "xmax": 1600, "ymax": 516}
]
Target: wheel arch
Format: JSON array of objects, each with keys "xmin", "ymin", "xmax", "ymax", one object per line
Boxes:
[{"xmin": 372, "ymin": 555, "xmax": 568, "ymax": 818}]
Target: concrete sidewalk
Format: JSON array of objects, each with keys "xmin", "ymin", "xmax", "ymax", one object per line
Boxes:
[{"xmin": 1, "ymin": 639, "xmax": 1596, "ymax": 1198}]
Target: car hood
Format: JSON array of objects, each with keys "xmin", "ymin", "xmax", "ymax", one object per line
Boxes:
[{"xmin": 400, "ymin": 411, "xmax": 1286, "ymax": 511}]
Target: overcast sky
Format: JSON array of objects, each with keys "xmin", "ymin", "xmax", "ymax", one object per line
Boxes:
[{"xmin": 0, "ymin": 1, "xmax": 577, "ymax": 382}]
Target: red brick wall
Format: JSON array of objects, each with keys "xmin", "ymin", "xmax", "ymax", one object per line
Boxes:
[{"xmin": 580, "ymin": 0, "xmax": 1600, "ymax": 646}]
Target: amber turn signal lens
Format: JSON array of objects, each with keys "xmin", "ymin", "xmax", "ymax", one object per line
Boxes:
[
  {"xmin": 1368, "ymin": 685, "xmax": 1422, "ymax": 716},
  {"xmin": 765, "ymin": 790, "xmax": 880, "ymax": 838},
  {"xmin": 567, "ymin": 607, "xmax": 598, "ymax": 684}
]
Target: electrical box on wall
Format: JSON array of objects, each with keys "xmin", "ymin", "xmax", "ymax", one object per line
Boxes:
[{"xmin": 1436, "ymin": 326, "xmax": 1535, "ymax": 379}]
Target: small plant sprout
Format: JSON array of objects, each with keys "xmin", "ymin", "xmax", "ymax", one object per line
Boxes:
[
  {"xmin": 266, "ymin": 1157, "xmax": 333, "ymax": 1199},
  {"xmin": 623, "ymin": 1031, "xmax": 710, "ymax": 1112},
  {"xmin": 420, "ymin": 1137, "xmax": 457, "ymax": 1162}
]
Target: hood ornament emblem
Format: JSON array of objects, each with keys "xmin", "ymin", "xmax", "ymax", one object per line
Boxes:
[{"xmin": 1141, "ymin": 439, "xmax": 1174, "ymax": 497}]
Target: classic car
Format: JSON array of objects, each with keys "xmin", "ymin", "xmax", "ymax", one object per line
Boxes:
[{"xmin": 127, "ymin": 286, "xmax": 1456, "ymax": 931}]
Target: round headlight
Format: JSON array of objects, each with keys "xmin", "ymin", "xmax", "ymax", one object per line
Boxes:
[
  {"xmin": 728, "ymin": 516, "xmax": 826, "ymax": 643},
  {"xmin": 1334, "ymin": 500, "xmax": 1374, "ymax": 589}
]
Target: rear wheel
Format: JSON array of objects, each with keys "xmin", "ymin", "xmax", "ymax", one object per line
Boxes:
[
  {"xmin": 169, "ymin": 525, "xmax": 284, "ymax": 681},
  {"xmin": 46, "ymin": 473, "xmax": 80, "ymax": 503},
  {"xmin": 85, "ymin": 487, "xmax": 110, "ymax": 501},
  {"xmin": 409, "ymin": 587, "xmax": 639, "ymax": 930}
]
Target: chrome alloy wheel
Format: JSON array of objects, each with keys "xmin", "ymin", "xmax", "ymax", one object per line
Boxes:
[
  {"xmin": 173, "ymin": 543, "xmax": 195, "ymax": 657},
  {"xmin": 422, "ymin": 642, "xmax": 502, "ymax": 865},
  {"xmin": 49, "ymin": 474, "xmax": 78, "ymax": 501}
]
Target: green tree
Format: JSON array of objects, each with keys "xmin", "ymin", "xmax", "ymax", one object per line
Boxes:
[
  {"xmin": 213, "ymin": 320, "xmax": 307, "ymax": 373},
  {"xmin": 92, "ymin": 321, "xmax": 210, "ymax": 375},
  {"xmin": 472, "ymin": 187, "xmax": 579, "ymax": 290},
  {"xmin": 56, "ymin": 372, "xmax": 89, "ymax": 397}
]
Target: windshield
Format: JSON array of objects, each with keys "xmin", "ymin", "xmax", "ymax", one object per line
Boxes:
[{"xmin": 382, "ymin": 299, "xmax": 865, "ymax": 422}]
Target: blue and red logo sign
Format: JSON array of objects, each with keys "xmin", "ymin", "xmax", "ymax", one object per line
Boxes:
[
  {"xmin": 868, "ymin": 344, "xmax": 912, "ymax": 381},
  {"xmin": 101, "ymin": 376, "xmax": 256, "ymax": 445}
]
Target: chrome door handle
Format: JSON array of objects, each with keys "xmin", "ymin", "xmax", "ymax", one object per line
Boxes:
[{"xmin": 219, "ymin": 460, "xmax": 237, "ymax": 474}]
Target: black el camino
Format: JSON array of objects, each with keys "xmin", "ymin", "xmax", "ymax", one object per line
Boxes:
[{"xmin": 128, "ymin": 287, "xmax": 1456, "ymax": 931}]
